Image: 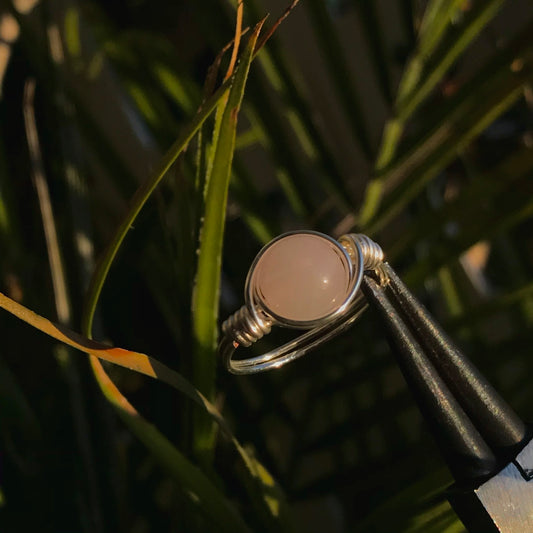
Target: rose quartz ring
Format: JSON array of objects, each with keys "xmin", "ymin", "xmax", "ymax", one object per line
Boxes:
[{"xmin": 219, "ymin": 231, "xmax": 384, "ymax": 374}]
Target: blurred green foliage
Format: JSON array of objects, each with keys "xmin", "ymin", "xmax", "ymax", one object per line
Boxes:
[{"xmin": 0, "ymin": 0, "xmax": 532, "ymax": 531}]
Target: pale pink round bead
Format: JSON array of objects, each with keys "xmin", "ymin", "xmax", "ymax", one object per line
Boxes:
[{"xmin": 251, "ymin": 233, "xmax": 351, "ymax": 323}]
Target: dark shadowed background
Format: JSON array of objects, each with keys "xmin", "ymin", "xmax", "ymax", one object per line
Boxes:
[{"xmin": 0, "ymin": 0, "xmax": 532, "ymax": 531}]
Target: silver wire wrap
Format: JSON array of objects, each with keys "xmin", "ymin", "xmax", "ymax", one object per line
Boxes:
[
  {"xmin": 339, "ymin": 233, "xmax": 384, "ymax": 271},
  {"xmin": 221, "ymin": 305, "xmax": 272, "ymax": 348},
  {"xmin": 219, "ymin": 233, "xmax": 384, "ymax": 374}
]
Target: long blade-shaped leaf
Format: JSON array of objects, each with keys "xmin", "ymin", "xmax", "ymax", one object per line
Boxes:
[
  {"xmin": 0, "ymin": 287, "xmax": 291, "ymax": 530},
  {"xmin": 191, "ymin": 18, "xmax": 264, "ymax": 460}
]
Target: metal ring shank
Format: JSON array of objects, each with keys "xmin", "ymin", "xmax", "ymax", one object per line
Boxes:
[{"xmin": 221, "ymin": 296, "xmax": 368, "ymax": 374}]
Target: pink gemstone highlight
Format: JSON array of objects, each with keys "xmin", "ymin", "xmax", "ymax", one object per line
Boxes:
[{"xmin": 252, "ymin": 233, "xmax": 351, "ymax": 323}]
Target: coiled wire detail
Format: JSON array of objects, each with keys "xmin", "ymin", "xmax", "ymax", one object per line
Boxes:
[
  {"xmin": 221, "ymin": 305, "xmax": 272, "ymax": 348},
  {"xmin": 339, "ymin": 233, "xmax": 385, "ymax": 271}
]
